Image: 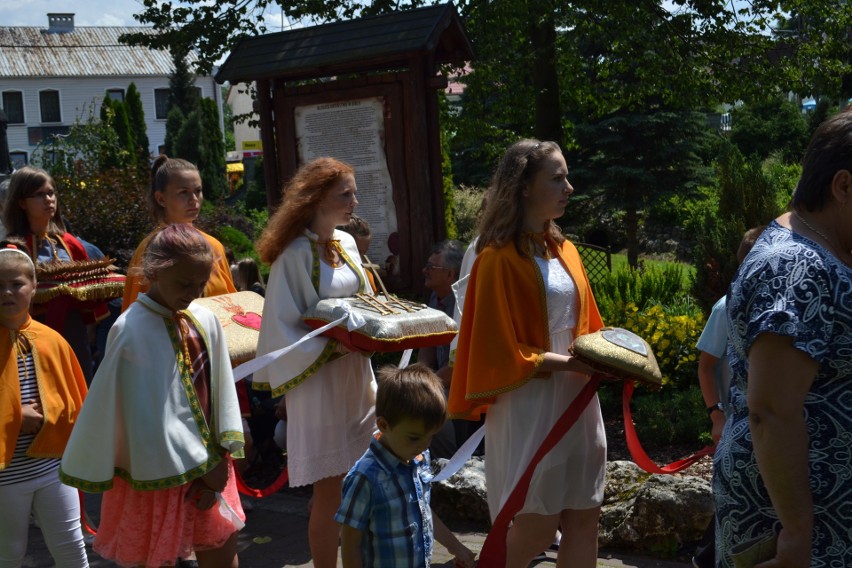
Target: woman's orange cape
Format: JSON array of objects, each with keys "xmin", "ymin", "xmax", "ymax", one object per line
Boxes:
[
  {"xmin": 448, "ymin": 239, "xmax": 603, "ymax": 420},
  {"xmin": 122, "ymin": 227, "xmax": 237, "ymax": 312}
]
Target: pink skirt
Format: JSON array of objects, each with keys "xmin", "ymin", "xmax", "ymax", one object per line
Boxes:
[{"xmin": 93, "ymin": 460, "xmax": 245, "ymax": 568}]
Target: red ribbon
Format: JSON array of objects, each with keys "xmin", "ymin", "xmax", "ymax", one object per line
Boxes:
[
  {"xmin": 478, "ymin": 377, "xmax": 715, "ymax": 565},
  {"xmin": 78, "ymin": 491, "xmax": 98, "ymax": 536},
  {"xmin": 234, "ymin": 464, "xmax": 290, "ymax": 498},
  {"xmin": 477, "ymin": 375, "xmax": 603, "ymax": 565},
  {"xmin": 622, "ymin": 381, "xmax": 714, "ymax": 474}
]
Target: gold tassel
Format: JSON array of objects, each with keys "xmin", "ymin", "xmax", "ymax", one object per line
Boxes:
[{"xmin": 319, "ymin": 239, "xmax": 344, "ymax": 268}]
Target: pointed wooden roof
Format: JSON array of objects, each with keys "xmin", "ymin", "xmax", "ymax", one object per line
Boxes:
[{"xmin": 215, "ymin": 3, "xmax": 473, "ymax": 84}]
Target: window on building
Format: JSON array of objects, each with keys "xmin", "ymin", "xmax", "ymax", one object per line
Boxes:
[
  {"xmin": 2, "ymin": 91, "xmax": 24, "ymax": 124},
  {"xmin": 106, "ymin": 89, "xmax": 125, "ymax": 102},
  {"xmin": 154, "ymin": 88, "xmax": 170, "ymax": 119},
  {"xmin": 9, "ymin": 152, "xmax": 27, "ymax": 170},
  {"xmin": 39, "ymin": 90, "xmax": 61, "ymax": 123}
]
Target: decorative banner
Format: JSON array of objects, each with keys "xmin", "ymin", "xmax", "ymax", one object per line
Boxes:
[{"xmin": 294, "ymin": 97, "xmax": 398, "ymax": 267}]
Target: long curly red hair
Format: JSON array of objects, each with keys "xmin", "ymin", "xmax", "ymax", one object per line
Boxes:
[{"xmin": 256, "ymin": 157, "xmax": 354, "ymax": 264}]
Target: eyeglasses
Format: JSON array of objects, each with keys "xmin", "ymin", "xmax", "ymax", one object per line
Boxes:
[
  {"xmin": 423, "ymin": 263, "xmax": 449, "ymax": 271},
  {"xmin": 26, "ymin": 190, "xmax": 56, "ymax": 200}
]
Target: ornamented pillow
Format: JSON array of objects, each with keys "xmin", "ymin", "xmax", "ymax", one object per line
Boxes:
[
  {"xmin": 192, "ymin": 291, "xmax": 264, "ymax": 365},
  {"xmin": 302, "ymin": 294, "xmax": 458, "ymax": 353},
  {"xmin": 571, "ymin": 327, "xmax": 662, "ymax": 387},
  {"xmin": 34, "ymin": 258, "xmax": 126, "ymax": 304}
]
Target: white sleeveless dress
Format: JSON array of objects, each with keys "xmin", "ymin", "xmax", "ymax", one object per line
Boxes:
[
  {"xmin": 484, "ymin": 256, "xmax": 607, "ymax": 518},
  {"xmin": 285, "ymin": 260, "xmax": 377, "ymax": 487}
]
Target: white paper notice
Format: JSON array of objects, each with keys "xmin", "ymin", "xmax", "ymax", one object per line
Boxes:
[{"xmin": 295, "ymin": 98, "xmax": 398, "ymax": 267}]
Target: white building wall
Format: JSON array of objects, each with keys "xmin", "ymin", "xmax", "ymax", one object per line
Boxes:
[
  {"xmin": 2, "ymin": 75, "xmax": 222, "ymax": 165},
  {"xmin": 225, "ymin": 82, "xmax": 261, "ymax": 157}
]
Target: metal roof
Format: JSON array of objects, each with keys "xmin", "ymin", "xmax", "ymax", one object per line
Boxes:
[
  {"xmin": 0, "ymin": 26, "xmax": 192, "ymax": 78},
  {"xmin": 215, "ymin": 3, "xmax": 473, "ymax": 84}
]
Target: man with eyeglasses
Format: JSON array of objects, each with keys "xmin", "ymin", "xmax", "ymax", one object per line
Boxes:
[{"xmin": 418, "ymin": 239, "xmax": 465, "ymax": 459}]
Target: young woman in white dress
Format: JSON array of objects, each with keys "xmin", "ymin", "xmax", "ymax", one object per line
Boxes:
[
  {"xmin": 449, "ymin": 140, "xmax": 606, "ymax": 568},
  {"xmin": 254, "ymin": 157, "xmax": 376, "ymax": 568}
]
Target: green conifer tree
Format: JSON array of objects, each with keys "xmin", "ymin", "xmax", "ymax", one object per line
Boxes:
[
  {"xmin": 169, "ymin": 46, "xmax": 199, "ymax": 116},
  {"xmin": 174, "ymin": 109, "xmax": 202, "ymax": 166},
  {"xmin": 164, "ymin": 106, "xmax": 185, "ymax": 157},
  {"xmin": 125, "ymin": 83, "xmax": 150, "ymax": 171},
  {"xmin": 199, "ymin": 97, "xmax": 227, "ymax": 200}
]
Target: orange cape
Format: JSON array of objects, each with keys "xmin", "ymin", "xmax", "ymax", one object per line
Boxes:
[
  {"xmin": 121, "ymin": 227, "xmax": 237, "ymax": 312},
  {"xmin": 0, "ymin": 317, "xmax": 88, "ymax": 469},
  {"xmin": 447, "ymin": 239, "xmax": 603, "ymax": 420}
]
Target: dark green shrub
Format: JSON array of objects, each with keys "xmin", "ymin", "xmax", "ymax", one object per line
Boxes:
[
  {"xmin": 593, "ymin": 264, "xmax": 687, "ymax": 322},
  {"xmin": 762, "ymin": 153, "xmax": 801, "ymax": 211},
  {"xmin": 691, "ymin": 143, "xmax": 781, "ymax": 312},
  {"xmin": 217, "ymin": 225, "xmax": 255, "ymax": 260},
  {"xmin": 729, "ymin": 96, "xmax": 809, "ymax": 163},
  {"xmin": 244, "ymin": 156, "xmax": 268, "ymax": 212},
  {"xmin": 631, "ymin": 385, "xmax": 711, "ymax": 448},
  {"xmin": 452, "ymin": 185, "xmax": 486, "ymax": 244},
  {"xmin": 197, "ymin": 201, "xmax": 269, "ymax": 279}
]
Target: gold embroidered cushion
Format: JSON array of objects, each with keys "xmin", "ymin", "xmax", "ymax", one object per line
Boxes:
[
  {"xmin": 302, "ymin": 294, "xmax": 458, "ymax": 353},
  {"xmin": 34, "ymin": 258, "xmax": 126, "ymax": 304},
  {"xmin": 191, "ymin": 291, "xmax": 263, "ymax": 365},
  {"xmin": 571, "ymin": 327, "xmax": 662, "ymax": 386}
]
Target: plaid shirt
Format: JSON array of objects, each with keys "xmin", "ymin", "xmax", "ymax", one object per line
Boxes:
[{"xmin": 335, "ymin": 437, "xmax": 434, "ymax": 568}]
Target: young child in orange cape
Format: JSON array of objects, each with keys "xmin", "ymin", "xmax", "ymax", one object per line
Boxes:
[{"xmin": 0, "ymin": 238, "xmax": 89, "ymax": 567}]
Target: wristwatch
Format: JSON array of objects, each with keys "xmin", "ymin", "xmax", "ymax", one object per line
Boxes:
[{"xmin": 706, "ymin": 402, "xmax": 724, "ymax": 416}]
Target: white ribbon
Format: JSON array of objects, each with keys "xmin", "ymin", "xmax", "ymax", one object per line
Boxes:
[
  {"xmin": 345, "ymin": 306, "xmax": 367, "ymax": 331},
  {"xmin": 233, "ymin": 304, "xmax": 367, "ymax": 382},
  {"xmin": 431, "ymin": 424, "xmax": 485, "ymax": 483},
  {"xmin": 217, "ymin": 493, "xmax": 245, "ymax": 530},
  {"xmin": 397, "ymin": 349, "xmax": 413, "ymax": 369}
]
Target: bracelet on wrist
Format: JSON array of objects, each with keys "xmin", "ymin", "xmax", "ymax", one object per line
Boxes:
[{"xmin": 706, "ymin": 402, "xmax": 724, "ymax": 416}]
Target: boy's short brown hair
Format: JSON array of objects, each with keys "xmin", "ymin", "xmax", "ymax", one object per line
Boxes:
[
  {"xmin": 375, "ymin": 363, "xmax": 447, "ymax": 431},
  {"xmin": 340, "ymin": 214, "xmax": 372, "ymax": 238}
]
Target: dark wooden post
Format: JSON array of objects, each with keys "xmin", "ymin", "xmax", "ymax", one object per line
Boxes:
[{"xmin": 255, "ymin": 79, "xmax": 279, "ymax": 209}]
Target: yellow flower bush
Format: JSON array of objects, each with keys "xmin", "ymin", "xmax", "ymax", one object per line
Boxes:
[{"xmin": 602, "ymin": 300, "xmax": 705, "ymax": 389}]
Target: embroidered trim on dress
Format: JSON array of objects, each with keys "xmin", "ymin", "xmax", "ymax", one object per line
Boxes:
[{"xmin": 251, "ymin": 340, "xmax": 344, "ymax": 397}]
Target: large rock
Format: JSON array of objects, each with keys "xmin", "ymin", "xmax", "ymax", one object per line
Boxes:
[
  {"xmin": 430, "ymin": 457, "xmax": 490, "ymax": 527},
  {"xmin": 431, "ymin": 458, "xmax": 713, "ymax": 554},
  {"xmin": 600, "ymin": 461, "xmax": 713, "ymax": 554}
]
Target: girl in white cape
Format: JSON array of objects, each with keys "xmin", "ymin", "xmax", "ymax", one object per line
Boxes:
[{"xmin": 60, "ymin": 224, "xmax": 244, "ymax": 568}]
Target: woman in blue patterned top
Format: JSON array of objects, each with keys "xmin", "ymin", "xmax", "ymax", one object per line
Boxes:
[{"xmin": 714, "ymin": 110, "xmax": 852, "ymax": 567}]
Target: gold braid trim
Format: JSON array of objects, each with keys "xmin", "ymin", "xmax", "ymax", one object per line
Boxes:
[{"xmin": 34, "ymin": 257, "xmax": 125, "ymax": 304}]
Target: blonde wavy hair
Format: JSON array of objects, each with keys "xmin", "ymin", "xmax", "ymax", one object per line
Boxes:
[
  {"xmin": 476, "ymin": 139, "xmax": 566, "ymax": 255},
  {"xmin": 256, "ymin": 157, "xmax": 354, "ymax": 264}
]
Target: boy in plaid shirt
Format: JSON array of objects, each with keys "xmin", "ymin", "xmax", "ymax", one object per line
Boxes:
[{"xmin": 335, "ymin": 363, "xmax": 476, "ymax": 568}]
